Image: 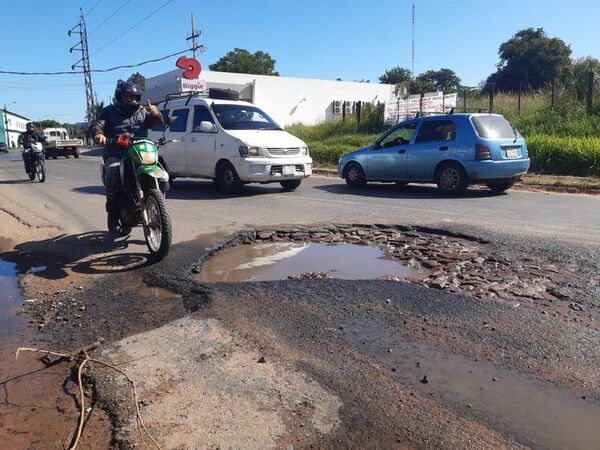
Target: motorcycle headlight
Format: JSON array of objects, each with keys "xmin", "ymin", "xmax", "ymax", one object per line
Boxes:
[
  {"xmin": 139, "ymin": 151, "xmax": 158, "ymax": 164},
  {"xmin": 239, "ymin": 146, "xmax": 260, "ymax": 157}
]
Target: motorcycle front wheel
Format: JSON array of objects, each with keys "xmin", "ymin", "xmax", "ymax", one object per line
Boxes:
[
  {"xmin": 35, "ymin": 159, "xmax": 46, "ymax": 183},
  {"xmin": 142, "ymin": 188, "xmax": 172, "ymax": 260}
]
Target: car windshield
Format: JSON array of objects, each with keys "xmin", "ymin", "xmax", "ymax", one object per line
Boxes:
[
  {"xmin": 211, "ymin": 104, "xmax": 282, "ymax": 130},
  {"xmin": 472, "ymin": 115, "xmax": 522, "ymax": 139}
]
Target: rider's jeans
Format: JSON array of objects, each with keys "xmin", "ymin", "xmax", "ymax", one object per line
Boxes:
[{"xmin": 103, "ymin": 157, "xmax": 122, "ymax": 216}]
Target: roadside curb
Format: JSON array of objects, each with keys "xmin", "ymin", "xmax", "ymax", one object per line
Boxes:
[{"xmin": 312, "ymin": 167, "xmax": 600, "ymax": 195}]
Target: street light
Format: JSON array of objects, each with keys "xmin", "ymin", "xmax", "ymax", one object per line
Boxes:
[{"xmin": 3, "ymin": 102, "xmax": 16, "ymax": 148}]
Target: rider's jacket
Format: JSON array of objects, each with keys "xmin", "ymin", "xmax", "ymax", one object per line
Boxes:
[
  {"xmin": 89, "ymin": 104, "xmax": 164, "ymax": 159},
  {"xmin": 18, "ymin": 131, "xmax": 47, "ymax": 150}
]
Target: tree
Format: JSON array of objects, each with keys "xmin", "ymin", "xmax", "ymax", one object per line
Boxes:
[
  {"xmin": 38, "ymin": 119, "xmax": 61, "ymax": 128},
  {"xmin": 128, "ymin": 72, "xmax": 146, "ymax": 91},
  {"xmin": 378, "ymin": 66, "xmax": 412, "ymax": 85},
  {"xmin": 485, "ymin": 28, "xmax": 572, "ymax": 92},
  {"xmin": 209, "ymin": 48, "xmax": 280, "ymax": 76},
  {"xmin": 571, "ymin": 56, "xmax": 600, "ymax": 100},
  {"xmin": 415, "ymin": 68, "xmax": 461, "ymax": 92},
  {"xmin": 407, "ymin": 78, "xmax": 436, "ymax": 95}
]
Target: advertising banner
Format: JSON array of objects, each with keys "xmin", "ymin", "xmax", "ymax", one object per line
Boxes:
[{"xmin": 384, "ymin": 92, "xmax": 457, "ymax": 125}]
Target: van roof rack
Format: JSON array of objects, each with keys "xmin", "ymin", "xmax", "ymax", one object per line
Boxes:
[{"xmin": 160, "ymin": 88, "xmax": 240, "ymax": 108}]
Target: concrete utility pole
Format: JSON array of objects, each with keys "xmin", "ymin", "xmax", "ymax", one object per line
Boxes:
[
  {"xmin": 69, "ymin": 8, "xmax": 95, "ymax": 121},
  {"xmin": 187, "ymin": 13, "xmax": 201, "ymax": 60},
  {"xmin": 3, "ymin": 102, "xmax": 16, "ymax": 147}
]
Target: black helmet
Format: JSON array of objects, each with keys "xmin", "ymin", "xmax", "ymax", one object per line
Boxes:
[
  {"xmin": 26, "ymin": 122, "xmax": 37, "ymax": 132},
  {"xmin": 114, "ymin": 80, "xmax": 143, "ymax": 114}
]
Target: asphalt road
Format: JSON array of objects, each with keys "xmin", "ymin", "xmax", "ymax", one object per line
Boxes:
[
  {"xmin": 0, "ymin": 149, "xmax": 598, "ymax": 246},
  {"xmin": 2, "ymin": 149, "xmax": 600, "ymax": 448}
]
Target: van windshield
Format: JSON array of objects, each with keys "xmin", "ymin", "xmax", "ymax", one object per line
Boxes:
[{"xmin": 212, "ymin": 104, "xmax": 282, "ymax": 130}]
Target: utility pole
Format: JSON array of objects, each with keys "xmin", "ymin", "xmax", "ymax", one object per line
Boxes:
[
  {"xmin": 187, "ymin": 13, "xmax": 202, "ymax": 60},
  {"xmin": 69, "ymin": 8, "xmax": 95, "ymax": 121},
  {"xmin": 411, "ymin": 0, "xmax": 415, "ymax": 76}
]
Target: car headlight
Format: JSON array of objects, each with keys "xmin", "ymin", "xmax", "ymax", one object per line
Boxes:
[
  {"xmin": 239, "ymin": 146, "xmax": 260, "ymax": 157},
  {"xmin": 140, "ymin": 151, "xmax": 157, "ymax": 164},
  {"xmin": 301, "ymin": 146, "xmax": 309, "ymax": 156},
  {"xmin": 338, "ymin": 156, "xmax": 343, "ymax": 164}
]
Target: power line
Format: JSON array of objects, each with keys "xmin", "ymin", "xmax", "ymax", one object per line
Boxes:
[
  {"xmin": 91, "ymin": 0, "xmax": 177, "ymax": 56},
  {"xmin": 85, "ymin": 0, "xmax": 102, "ymax": 16},
  {"xmin": 0, "ymin": 48, "xmax": 192, "ymax": 76},
  {"xmin": 88, "ymin": 0, "xmax": 133, "ymax": 36}
]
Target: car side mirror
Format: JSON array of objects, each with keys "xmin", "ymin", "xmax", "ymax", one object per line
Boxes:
[
  {"xmin": 372, "ymin": 142, "xmax": 380, "ymax": 150},
  {"xmin": 166, "ymin": 117, "xmax": 176, "ymax": 129},
  {"xmin": 194, "ymin": 121, "xmax": 217, "ymax": 133}
]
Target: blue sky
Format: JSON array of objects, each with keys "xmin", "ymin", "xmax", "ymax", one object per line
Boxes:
[{"xmin": 1, "ymin": 0, "xmax": 598, "ymax": 123}]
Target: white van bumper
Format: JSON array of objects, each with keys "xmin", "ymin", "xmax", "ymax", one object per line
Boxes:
[{"xmin": 235, "ymin": 157, "xmax": 313, "ymax": 183}]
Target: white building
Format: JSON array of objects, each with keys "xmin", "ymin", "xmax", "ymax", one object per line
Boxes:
[
  {"xmin": 0, "ymin": 109, "xmax": 29, "ymax": 148},
  {"xmin": 143, "ymin": 69, "xmax": 395, "ymax": 127}
]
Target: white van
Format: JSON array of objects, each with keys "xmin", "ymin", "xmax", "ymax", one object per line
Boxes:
[{"xmin": 148, "ymin": 92, "xmax": 312, "ymax": 193}]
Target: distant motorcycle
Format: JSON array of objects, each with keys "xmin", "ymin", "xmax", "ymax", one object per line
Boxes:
[
  {"xmin": 103, "ymin": 134, "xmax": 172, "ymax": 260},
  {"xmin": 24, "ymin": 142, "xmax": 46, "ymax": 182}
]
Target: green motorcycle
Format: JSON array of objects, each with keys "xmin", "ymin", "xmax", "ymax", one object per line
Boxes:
[{"xmin": 104, "ymin": 134, "xmax": 172, "ymax": 260}]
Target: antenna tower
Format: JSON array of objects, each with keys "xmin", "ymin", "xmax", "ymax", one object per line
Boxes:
[
  {"xmin": 69, "ymin": 8, "xmax": 96, "ymax": 120},
  {"xmin": 412, "ymin": 0, "xmax": 415, "ymax": 76}
]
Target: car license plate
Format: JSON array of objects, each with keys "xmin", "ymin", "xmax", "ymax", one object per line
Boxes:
[
  {"xmin": 283, "ymin": 165, "xmax": 295, "ymax": 175},
  {"xmin": 506, "ymin": 148, "xmax": 520, "ymax": 158}
]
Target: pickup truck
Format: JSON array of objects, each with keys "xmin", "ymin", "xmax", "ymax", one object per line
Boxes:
[{"xmin": 43, "ymin": 127, "xmax": 82, "ymax": 158}]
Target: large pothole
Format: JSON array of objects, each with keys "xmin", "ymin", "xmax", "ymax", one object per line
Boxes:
[{"xmin": 192, "ymin": 224, "xmax": 589, "ymax": 328}]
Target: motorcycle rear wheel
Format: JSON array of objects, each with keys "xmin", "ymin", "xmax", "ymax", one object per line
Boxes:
[{"xmin": 142, "ymin": 188, "xmax": 172, "ymax": 260}]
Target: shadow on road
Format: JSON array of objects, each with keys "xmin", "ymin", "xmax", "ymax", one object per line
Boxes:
[
  {"xmin": 72, "ymin": 185, "xmax": 105, "ymax": 195},
  {"xmin": 164, "ymin": 179, "xmax": 291, "ymax": 200},
  {"xmin": 313, "ymin": 182, "xmax": 505, "ymax": 200},
  {"xmin": 0, "ymin": 231, "xmax": 152, "ymax": 279}
]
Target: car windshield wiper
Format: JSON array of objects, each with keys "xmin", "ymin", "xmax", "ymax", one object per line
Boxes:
[
  {"xmin": 258, "ymin": 126, "xmax": 283, "ymax": 130},
  {"xmin": 510, "ymin": 123, "xmax": 518, "ymax": 143}
]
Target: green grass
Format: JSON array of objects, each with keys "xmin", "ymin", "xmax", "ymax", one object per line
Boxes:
[{"xmin": 527, "ymin": 134, "xmax": 600, "ymax": 177}]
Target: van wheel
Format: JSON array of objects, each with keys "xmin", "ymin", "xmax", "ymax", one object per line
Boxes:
[
  {"xmin": 436, "ymin": 162, "xmax": 468, "ymax": 195},
  {"xmin": 216, "ymin": 161, "xmax": 243, "ymax": 193},
  {"xmin": 280, "ymin": 179, "xmax": 301, "ymax": 191},
  {"xmin": 486, "ymin": 181, "xmax": 514, "ymax": 193}
]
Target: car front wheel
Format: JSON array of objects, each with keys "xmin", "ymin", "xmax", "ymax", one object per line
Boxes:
[
  {"xmin": 436, "ymin": 162, "xmax": 468, "ymax": 195},
  {"xmin": 344, "ymin": 162, "xmax": 367, "ymax": 188},
  {"xmin": 486, "ymin": 181, "xmax": 514, "ymax": 193},
  {"xmin": 216, "ymin": 161, "xmax": 243, "ymax": 194},
  {"xmin": 280, "ymin": 179, "xmax": 302, "ymax": 191}
]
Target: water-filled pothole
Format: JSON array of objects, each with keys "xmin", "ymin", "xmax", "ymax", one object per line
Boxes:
[
  {"xmin": 345, "ymin": 319, "xmax": 600, "ymax": 450},
  {"xmin": 0, "ymin": 258, "xmax": 25, "ymax": 337},
  {"xmin": 196, "ymin": 242, "xmax": 416, "ymax": 283}
]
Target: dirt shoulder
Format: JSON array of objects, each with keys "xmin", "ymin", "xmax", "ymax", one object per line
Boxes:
[{"xmin": 314, "ymin": 168, "xmax": 600, "ymax": 195}]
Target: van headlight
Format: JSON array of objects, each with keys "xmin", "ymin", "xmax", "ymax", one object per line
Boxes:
[
  {"xmin": 239, "ymin": 146, "xmax": 260, "ymax": 157},
  {"xmin": 301, "ymin": 146, "xmax": 309, "ymax": 156},
  {"xmin": 140, "ymin": 151, "xmax": 157, "ymax": 164}
]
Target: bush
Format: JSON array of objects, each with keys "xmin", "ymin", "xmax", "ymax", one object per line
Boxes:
[{"xmin": 527, "ymin": 135, "xmax": 600, "ymax": 176}]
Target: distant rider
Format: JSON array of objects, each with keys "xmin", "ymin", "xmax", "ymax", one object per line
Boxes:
[
  {"xmin": 18, "ymin": 122, "xmax": 47, "ymax": 174},
  {"xmin": 89, "ymin": 80, "xmax": 164, "ymax": 234}
]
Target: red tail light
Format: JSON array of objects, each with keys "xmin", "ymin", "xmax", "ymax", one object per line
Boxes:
[{"xmin": 476, "ymin": 144, "xmax": 491, "ymax": 160}]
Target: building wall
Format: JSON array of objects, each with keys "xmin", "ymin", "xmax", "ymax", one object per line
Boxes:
[
  {"xmin": 144, "ymin": 69, "xmax": 395, "ymax": 127},
  {"xmin": 0, "ymin": 110, "xmax": 29, "ymax": 148}
]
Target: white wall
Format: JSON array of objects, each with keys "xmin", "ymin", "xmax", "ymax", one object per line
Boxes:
[
  {"xmin": 144, "ymin": 69, "xmax": 394, "ymax": 127},
  {"xmin": 1, "ymin": 111, "xmax": 29, "ymax": 147}
]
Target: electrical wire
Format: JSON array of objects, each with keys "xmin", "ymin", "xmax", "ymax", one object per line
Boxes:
[
  {"xmin": 0, "ymin": 48, "xmax": 191, "ymax": 75},
  {"xmin": 88, "ymin": 0, "xmax": 133, "ymax": 36},
  {"xmin": 91, "ymin": 0, "xmax": 177, "ymax": 56},
  {"xmin": 85, "ymin": 0, "xmax": 102, "ymax": 16}
]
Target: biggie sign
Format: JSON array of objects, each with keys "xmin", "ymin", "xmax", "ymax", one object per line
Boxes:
[{"xmin": 176, "ymin": 56, "xmax": 202, "ymax": 79}]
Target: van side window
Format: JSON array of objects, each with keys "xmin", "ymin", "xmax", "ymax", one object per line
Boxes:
[
  {"xmin": 151, "ymin": 109, "xmax": 170, "ymax": 132},
  {"xmin": 415, "ymin": 120, "xmax": 456, "ymax": 143},
  {"xmin": 192, "ymin": 105, "xmax": 214, "ymax": 132},
  {"xmin": 169, "ymin": 108, "xmax": 189, "ymax": 133}
]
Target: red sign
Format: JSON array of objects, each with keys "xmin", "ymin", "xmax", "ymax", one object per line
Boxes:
[{"xmin": 176, "ymin": 56, "xmax": 201, "ymax": 79}]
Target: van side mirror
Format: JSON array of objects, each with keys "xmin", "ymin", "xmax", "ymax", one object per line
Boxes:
[
  {"xmin": 167, "ymin": 117, "xmax": 176, "ymax": 129},
  {"xmin": 194, "ymin": 121, "xmax": 217, "ymax": 133}
]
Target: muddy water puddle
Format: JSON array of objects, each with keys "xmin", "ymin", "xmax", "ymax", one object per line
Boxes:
[
  {"xmin": 0, "ymin": 258, "xmax": 110, "ymax": 448},
  {"xmin": 196, "ymin": 242, "xmax": 415, "ymax": 283},
  {"xmin": 345, "ymin": 320, "xmax": 600, "ymax": 450}
]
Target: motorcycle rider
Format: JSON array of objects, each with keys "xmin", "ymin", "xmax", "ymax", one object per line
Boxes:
[
  {"xmin": 89, "ymin": 80, "xmax": 164, "ymax": 234},
  {"xmin": 18, "ymin": 122, "xmax": 47, "ymax": 174}
]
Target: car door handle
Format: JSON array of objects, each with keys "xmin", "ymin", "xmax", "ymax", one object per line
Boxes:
[
  {"xmin": 190, "ymin": 137, "xmax": 196, "ymax": 142},
  {"xmin": 398, "ymin": 149, "xmax": 406, "ymax": 154},
  {"xmin": 439, "ymin": 146, "xmax": 448, "ymax": 151}
]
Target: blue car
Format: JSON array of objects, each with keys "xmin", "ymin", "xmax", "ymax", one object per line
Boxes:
[{"xmin": 338, "ymin": 113, "xmax": 530, "ymax": 194}]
